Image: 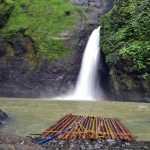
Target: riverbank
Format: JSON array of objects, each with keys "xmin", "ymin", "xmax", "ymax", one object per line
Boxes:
[
  {"xmin": 0, "ymin": 133, "xmax": 150, "ymax": 150},
  {"xmin": 37, "ymin": 139, "xmax": 150, "ymax": 150},
  {"xmin": 0, "ymin": 99, "xmax": 150, "ymax": 141},
  {"xmin": 0, "ymin": 132, "xmax": 43, "ymax": 150}
]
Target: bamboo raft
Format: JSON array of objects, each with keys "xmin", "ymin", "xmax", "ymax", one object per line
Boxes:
[{"xmin": 41, "ymin": 114, "xmax": 135, "ymax": 141}]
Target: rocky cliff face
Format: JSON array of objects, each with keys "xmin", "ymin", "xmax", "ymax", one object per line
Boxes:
[
  {"xmin": 0, "ymin": 0, "xmax": 114, "ymax": 98},
  {"xmin": 101, "ymin": 0, "xmax": 150, "ymax": 102}
]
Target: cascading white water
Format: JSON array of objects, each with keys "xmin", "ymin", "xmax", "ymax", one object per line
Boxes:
[
  {"xmin": 53, "ymin": 26, "xmax": 102, "ymax": 101},
  {"xmin": 73, "ymin": 26, "xmax": 101, "ymax": 100}
]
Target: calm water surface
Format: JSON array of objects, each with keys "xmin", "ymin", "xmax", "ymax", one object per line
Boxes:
[{"xmin": 0, "ymin": 98, "xmax": 150, "ymax": 141}]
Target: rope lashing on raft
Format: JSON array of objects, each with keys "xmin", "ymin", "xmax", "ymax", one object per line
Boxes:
[
  {"xmin": 36, "ymin": 126, "xmax": 73, "ymax": 145},
  {"xmin": 36, "ymin": 116, "xmax": 86, "ymax": 145}
]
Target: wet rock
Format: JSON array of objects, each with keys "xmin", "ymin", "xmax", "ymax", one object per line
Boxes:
[
  {"xmin": 125, "ymin": 142, "xmax": 131, "ymax": 146},
  {"xmin": 144, "ymin": 146, "xmax": 149, "ymax": 149},
  {"xmin": 0, "ymin": 38, "xmax": 8, "ymax": 56},
  {"xmin": 107, "ymin": 139, "xmax": 116, "ymax": 145},
  {"xmin": 9, "ymin": 33, "xmax": 36, "ymax": 56},
  {"xmin": 0, "ymin": 144, "xmax": 10, "ymax": 150},
  {"xmin": 37, "ymin": 139, "xmax": 150, "ymax": 150},
  {"xmin": 72, "ymin": 0, "xmax": 89, "ymax": 7},
  {"xmin": 0, "ymin": 109, "xmax": 8, "ymax": 120},
  {"xmin": 0, "ymin": 109, "xmax": 9, "ymax": 125}
]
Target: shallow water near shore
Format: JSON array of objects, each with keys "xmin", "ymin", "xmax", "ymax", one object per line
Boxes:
[{"xmin": 0, "ymin": 98, "xmax": 150, "ymax": 141}]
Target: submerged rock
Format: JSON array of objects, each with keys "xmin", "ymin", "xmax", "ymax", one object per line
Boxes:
[
  {"xmin": 0, "ymin": 109, "xmax": 8, "ymax": 120},
  {"xmin": 0, "ymin": 109, "xmax": 9, "ymax": 125}
]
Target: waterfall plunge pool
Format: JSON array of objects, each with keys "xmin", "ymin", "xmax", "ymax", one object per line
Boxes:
[{"xmin": 0, "ymin": 98, "xmax": 150, "ymax": 141}]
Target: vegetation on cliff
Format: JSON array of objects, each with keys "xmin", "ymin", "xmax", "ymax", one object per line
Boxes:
[
  {"xmin": 101, "ymin": 0, "xmax": 150, "ymax": 76},
  {"xmin": 0, "ymin": 0, "xmax": 82, "ymax": 60},
  {"xmin": 101, "ymin": 0, "xmax": 150, "ymax": 100}
]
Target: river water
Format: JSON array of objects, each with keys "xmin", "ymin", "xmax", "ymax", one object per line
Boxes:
[{"xmin": 0, "ymin": 98, "xmax": 150, "ymax": 141}]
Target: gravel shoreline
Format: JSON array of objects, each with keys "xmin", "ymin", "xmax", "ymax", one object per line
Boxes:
[
  {"xmin": 0, "ymin": 133, "xmax": 150, "ymax": 150},
  {"xmin": 34, "ymin": 139, "xmax": 150, "ymax": 150}
]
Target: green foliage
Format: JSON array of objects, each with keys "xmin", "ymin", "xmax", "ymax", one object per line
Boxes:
[
  {"xmin": 38, "ymin": 39, "xmax": 69, "ymax": 60},
  {"xmin": 142, "ymin": 73, "xmax": 150, "ymax": 80},
  {"xmin": 101, "ymin": 0, "xmax": 150, "ymax": 76},
  {"xmin": 5, "ymin": 0, "xmax": 14, "ymax": 5},
  {"xmin": 126, "ymin": 78, "xmax": 134, "ymax": 90},
  {"xmin": 0, "ymin": 0, "xmax": 82, "ymax": 60},
  {"xmin": 119, "ymin": 41, "xmax": 150, "ymax": 70}
]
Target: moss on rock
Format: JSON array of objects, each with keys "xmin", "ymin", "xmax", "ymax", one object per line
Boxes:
[
  {"xmin": 0, "ymin": 1, "xmax": 14, "ymax": 28},
  {"xmin": 0, "ymin": 0, "xmax": 83, "ymax": 60}
]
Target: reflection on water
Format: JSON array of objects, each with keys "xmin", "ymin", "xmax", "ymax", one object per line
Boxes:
[{"xmin": 0, "ymin": 98, "xmax": 150, "ymax": 141}]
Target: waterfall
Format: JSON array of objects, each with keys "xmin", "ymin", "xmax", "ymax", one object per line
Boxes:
[
  {"xmin": 73, "ymin": 26, "xmax": 101, "ymax": 100},
  {"xmin": 53, "ymin": 26, "xmax": 103, "ymax": 101}
]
